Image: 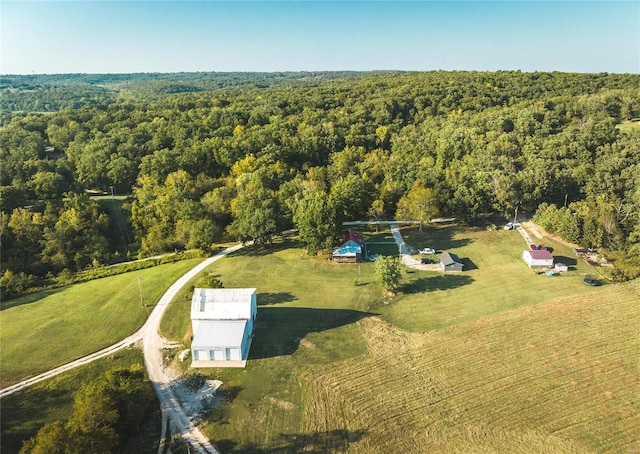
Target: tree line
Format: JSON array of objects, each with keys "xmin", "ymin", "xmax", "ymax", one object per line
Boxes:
[
  {"xmin": 19, "ymin": 364, "xmax": 156, "ymax": 454},
  {"xmin": 1, "ymin": 70, "xmax": 639, "ymax": 297}
]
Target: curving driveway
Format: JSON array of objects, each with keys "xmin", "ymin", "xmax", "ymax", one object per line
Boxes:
[{"xmin": 0, "ymin": 244, "xmax": 246, "ymax": 453}]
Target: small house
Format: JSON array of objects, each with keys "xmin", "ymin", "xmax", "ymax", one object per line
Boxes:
[
  {"xmin": 333, "ymin": 228, "xmax": 366, "ymax": 263},
  {"xmin": 522, "ymin": 249, "xmax": 554, "ymax": 268},
  {"xmin": 439, "ymin": 252, "xmax": 464, "ymax": 272},
  {"xmin": 190, "ymin": 288, "xmax": 257, "ymax": 367}
]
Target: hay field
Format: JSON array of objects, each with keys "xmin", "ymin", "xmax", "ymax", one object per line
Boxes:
[
  {"xmin": 301, "ymin": 279, "xmax": 640, "ymax": 453},
  {"xmin": 178, "ymin": 229, "xmax": 639, "ymax": 453}
]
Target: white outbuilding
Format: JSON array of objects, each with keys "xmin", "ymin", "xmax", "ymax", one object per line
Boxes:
[
  {"xmin": 522, "ymin": 249, "xmax": 554, "ymax": 268},
  {"xmin": 190, "ymin": 288, "xmax": 257, "ymax": 367}
]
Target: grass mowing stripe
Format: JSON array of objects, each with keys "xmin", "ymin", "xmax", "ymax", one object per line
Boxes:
[
  {"xmin": 300, "ymin": 280, "xmax": 639, "ymax": 452},
  {"xmin": 0, "ymin": 258, "xmax": 203, "ymax": 387}
]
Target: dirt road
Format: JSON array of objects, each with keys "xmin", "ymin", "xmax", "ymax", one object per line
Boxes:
[
  {"xmin": 143, "ymin": 245, "xmax": 245, "ymax": 454},
  {"xmin": 1, "ymin": 244, "xmax": 245, "ymax": 452}
]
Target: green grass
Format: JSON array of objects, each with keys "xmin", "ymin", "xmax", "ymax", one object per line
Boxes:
[
  {"xmin": 0, "ymin": 347, "xmax": 160, "ymax": 454},
  {"xmin": 161, "ymin": 237, "xmax": 377, "ymax": 449},
  {"xmin": 157, "ymin": 229, "xmax": 638, "ymax": 452},
  {"xmin": 378, "ymin": 225, "xmax": 601, "ymax": 331},
  {"xmin": 616, "ymin": 118, "xmax": 640, "ymax": 134},
  {"xmin": 301, "ymin": 280, "xmax": 640, "ymax": 453},
  {"xmin": 0, "ymin": 258, "xmax": 203, "ymax": 387},
  {"xmin": 5, "ymin": 226, "xmax": 638, "ymax": 453}
]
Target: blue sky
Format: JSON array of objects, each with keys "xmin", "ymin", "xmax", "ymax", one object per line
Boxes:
[{"xmin": 1, "ymin": 1, "xmax": 638, "ymax": 74}]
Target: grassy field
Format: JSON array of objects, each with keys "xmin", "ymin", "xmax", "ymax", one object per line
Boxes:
[
  {"xmin": 379, "ymin": 225, "xmax": 602, "ymax": 331},
  {"xmin": 157, "ymin": 227, "xmax": 638, "ymax": 452},
  {"xmin": 0, "ymin": 258, "xmax": 203, "ymax": 387},
  {"xmin": 4, "ymin": 224, "xmax": 638, "ymax": 452},
  {"xmin": 301, "ymin": 280, "xmax": 640, "ymax": 452},
  {"xmin": 0, "ymin": 348, "xmax": 160, "ymax": 454}
]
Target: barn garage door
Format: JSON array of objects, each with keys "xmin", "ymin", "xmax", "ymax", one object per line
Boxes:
[
  {"xmin": 194, "ymin": 350, "xmax": 209, "ymax": 361},
  {"xmin": 212, "ymin": 349, "xmax": 224, "ymax": 360},
  {"xmin": 226, "ymin": 348, "xmax": 240, "ymax": 360}
]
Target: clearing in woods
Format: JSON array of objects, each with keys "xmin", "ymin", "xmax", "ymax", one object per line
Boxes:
[{"xmin": 164, "ymin": 227, "xmax": 638, "ymax": 452}]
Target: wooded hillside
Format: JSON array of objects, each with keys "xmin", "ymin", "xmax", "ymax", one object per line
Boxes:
[{"xmin": 1, "ymin": 71, "xmax": 639, "ymax": 296}]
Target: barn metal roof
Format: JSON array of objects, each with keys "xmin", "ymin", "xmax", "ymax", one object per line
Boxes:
[
  {"xmin": 191, "ymin": 288, "xmax": 256, "ymax": 320},
  {"xmin": 439, "ymin": 252, "xmax": 462, "ymax": 265},
  {"xmin": 525, "ymin": 249, "xmax": 553, "ymax": 260},
  {"xmin": 191, "ymin": 320, "xmax": 247, "ymax": 348}
]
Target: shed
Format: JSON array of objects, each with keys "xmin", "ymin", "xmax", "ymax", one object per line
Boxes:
[
  {"xmin": 522, "ymin": 250, "xmax": 554, "ymax": 268},
  {"xmin": 554, "ymin": 263, "xmax": 568, "ymax": 273},
  {"xmin": 439, "ymin": 252, "xmax": 464, "ymax": 272},
  {"xmin": 190, "ymin": 288, "xmax": 257, "ymax": 367}
]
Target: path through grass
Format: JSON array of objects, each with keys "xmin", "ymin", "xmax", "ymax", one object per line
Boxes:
[{"xmin": 0, "ymin": 258, "xmax": 202, "ymax": 387}]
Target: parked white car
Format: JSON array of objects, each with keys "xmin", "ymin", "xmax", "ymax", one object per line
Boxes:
[
  {"xmin": 419, "ymin": 248, "xmax": 436, "ymax": 255},
  {"xmin": 504, "ymin": 222, "xmax": 514, "ymax": 230}
]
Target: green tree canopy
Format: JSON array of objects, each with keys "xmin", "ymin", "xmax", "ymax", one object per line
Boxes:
[{"xmin": 374, "ymin": 255, "xmax": 401, "ymax": 292}]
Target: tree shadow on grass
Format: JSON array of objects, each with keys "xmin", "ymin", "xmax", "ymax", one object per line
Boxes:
[
  {"xmin": 401, "ymin": 225, "xmax": 474, "ymax": 252},
  {"xmin": 204, "ymin": 384, "xmax": 245, "ymax": 425},
  {"xmin": 215, "ymin": 428, "xmax": 367, "ymax": 453},
  {"xmin": 257, "ymin": 292, "xmax": 297, "ymax": 306},
  {"xmin": 0, "ymin": 384, "xmax": 82, "ymax": 453},
  {"xmin": 0, "ymin": 288, "xmax": 62, "ymax": 312},
  {"xmin": 403, "ymin": 274, "xmax": 474, "ymax": 294},
  {"xmin": 230, "ymin": 237, "xmax": 299, "ymax": 258},
  {"xmin": 250, "ymin": 307, "xmax": 375, "ymax": 360}
]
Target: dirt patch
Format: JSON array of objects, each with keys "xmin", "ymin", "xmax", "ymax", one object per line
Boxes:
[
  {"xmin": 178, "ymin": 349, "xmax": 191, "ymax": 362},
  {"xmin": 268, "ymin": 396, "xmax": 294, "ymax": 410},
  {"xmin": 300, "ymin": 338, "xmax": 316, "ymax": 349},
  {"xmin": 171, "ymin": 372, "xmax": 223, "ymax": 424}
]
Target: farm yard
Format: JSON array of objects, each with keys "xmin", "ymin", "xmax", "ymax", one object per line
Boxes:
[
  {"xmin": 2, "ymin": 224, "xmax": 639, "ymax": 453},
  {"xmin": 158, "ymin": 225, "xmax": 638, "ymax": 453}
]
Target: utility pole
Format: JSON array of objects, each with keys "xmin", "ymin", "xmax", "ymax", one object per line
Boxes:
[{"xmin": 137, "ymin": 275, "xmax": 145, "ymax": 307}]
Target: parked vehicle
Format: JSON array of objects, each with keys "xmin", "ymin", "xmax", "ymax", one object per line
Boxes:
[
  {"xmin": 419, "ymin": 248, "xmax": 436, "ymax": 255},
  {"xmin": 504, "ymin": 222, "xmax": 514, "ymax": 230}
]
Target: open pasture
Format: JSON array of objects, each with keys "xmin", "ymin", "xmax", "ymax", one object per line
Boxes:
[
  {"xmin": 0, "ymin": 258, "xmax": 203, "ymax": 387},
  {"xmin": 380, "ymin": 225, "xmax": 601, "ymax": 331},
  {"xmin": 301, "ymin": 279, "xmax": 640, "ymax": 452},
  {"xmin": 160, "ymin": 228, "xmax": 637, "ymax": 452}
]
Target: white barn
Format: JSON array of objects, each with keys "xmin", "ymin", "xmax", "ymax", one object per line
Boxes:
[
  {"xmin": 522, "ymin": 249, "xmax": 554, "ymax": 268},
  {"xmin": 190, "ymin": 288, "xmax": 257, "ymax": 367}
]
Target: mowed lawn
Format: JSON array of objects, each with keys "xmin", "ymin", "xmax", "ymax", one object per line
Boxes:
[
  {"xmin": 380, "ymin": 225, "xmax": 603, "ymax": 331},
  {"xmin": 159, "ymin": 229, "xmax": 638, "ymax": 452},
  {"xmin": 0, "ymin": 258, "xmax": 203, "ymax": 387}
]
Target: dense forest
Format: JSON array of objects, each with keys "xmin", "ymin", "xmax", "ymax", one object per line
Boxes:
[{"xmin": 1, "ymin": 71, "xmax": 639, "ymax": 297}]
